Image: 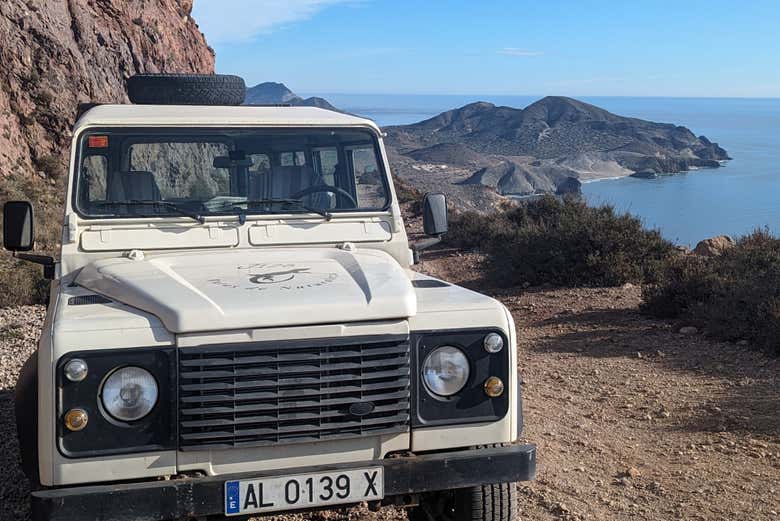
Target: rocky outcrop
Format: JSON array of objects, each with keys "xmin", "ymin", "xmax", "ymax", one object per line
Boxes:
[
  {"xmin": 245, "ymin": 82, "xmax": 337, "ymax": 111},
  {"xmin": 385, "ymin": 96, "xmax": 730, "ymax": 197},
  {"xmin": 694, "ymin": 235, "xmax": 735, "ymax": 257},
  {"xmin": 0, "ymin": 0, "xmax": 214, "ymax": 249}
]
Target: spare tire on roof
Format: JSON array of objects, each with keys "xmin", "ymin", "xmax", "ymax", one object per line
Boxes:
[{"xmin": 127, "ymin": 73, "xmax": 246, "ymax": 105}]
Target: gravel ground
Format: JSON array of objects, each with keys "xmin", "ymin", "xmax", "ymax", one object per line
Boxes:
[
  {"xmin": 1, "ymin": 252, "xmax": 778, "ymax": 520},
  {"xmin": 1, "ymin": 306, "xmax": 45, "ymax": 520}
]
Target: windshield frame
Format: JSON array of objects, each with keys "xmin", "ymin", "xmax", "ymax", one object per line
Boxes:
[{"xmin": 70, "ymin": 125, "xmax": 393, "ymax": 221}]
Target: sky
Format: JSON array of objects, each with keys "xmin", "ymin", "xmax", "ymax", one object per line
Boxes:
[{"xmin": 192, "ymin": 0, "xmax": 780, "ymax": 98}]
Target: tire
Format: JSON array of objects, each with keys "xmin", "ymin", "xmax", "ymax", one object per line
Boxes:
[
  {"xmin": 457, "ymin": 483, "xmax": 518, "ymax": 521},
  {"xmin": 410, "ymin": 483, "xmax": 518, "ymax": 521},
  {"xmin": 126, "ymin": 73, "xmax": 246, "ymax": 105},
  {"xmin": 15, "ymin": 351, "xmax": 39, "ymax": 487}
]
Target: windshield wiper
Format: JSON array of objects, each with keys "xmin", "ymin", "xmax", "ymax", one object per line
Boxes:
[
  {"xmin": 95, "ymin": 200, "xmax": 206, "ymax": 224},
  {"xmin": 233, "ymin": 198, "xmax": 333, "ymax": 221}
]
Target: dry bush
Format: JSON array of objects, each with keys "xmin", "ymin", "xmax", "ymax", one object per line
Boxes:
[
  {"xmin": 643, "ymin": 229, "xmax": 780, "ymax": 353},
  {"xmin": 445, "ymin": 195, "xmax": 675, "ymax": 287},
  {"xmin": 392, "ymin": 176, "xmax": 424, "ymax": 216},
  {"xmin": 0, "ymin": 256, "xmax": 50, "ymax": 306},
  {"xmin": 0, "ymin": 171, "xmax": 62, "ymax": 307}
]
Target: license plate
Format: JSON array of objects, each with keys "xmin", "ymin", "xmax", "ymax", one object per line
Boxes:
[{"xmin": 224, "ymin": 467, "xmax": 384, "ymax": 516}]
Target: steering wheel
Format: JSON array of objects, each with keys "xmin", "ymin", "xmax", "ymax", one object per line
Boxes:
[{"xmin": 291, "ymin": 185, "xmax": 357, "ymax": 208}]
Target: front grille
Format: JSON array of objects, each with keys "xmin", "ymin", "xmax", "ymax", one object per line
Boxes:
[{"xmin": 178, "ymin": 336, "xmax": 411, "ymax": 450}]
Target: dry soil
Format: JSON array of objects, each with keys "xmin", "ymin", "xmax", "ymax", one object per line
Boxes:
[{"xmin": 1, "ymin": 250, "xmax": 778, "ymax": 520}]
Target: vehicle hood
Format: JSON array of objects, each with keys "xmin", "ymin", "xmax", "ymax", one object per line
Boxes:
[{"xmin": 75, "ymin": 248, "xmax": 416, "ymax": 333}]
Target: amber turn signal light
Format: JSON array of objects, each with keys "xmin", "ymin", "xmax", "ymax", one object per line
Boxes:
[
  {"xmin": 87, "ymin": 135, "xmax": 109, "ymax": 148},
  {"xmin": 484, "ymin": 376, "xmax": 505, "ymax": 397},
  {"xmin": 64, "ymin": 408, "xmax": 88, "ymax": 431}
]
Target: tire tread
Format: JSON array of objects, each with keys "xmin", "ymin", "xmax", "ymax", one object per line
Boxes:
[{"xmin": 127, "ymin": 73, "xmax": 246, "ymax": 105}]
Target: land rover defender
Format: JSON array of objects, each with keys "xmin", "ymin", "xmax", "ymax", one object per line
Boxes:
[{"xmin": 5, "ymin": 74, "xmax": 536, "ymax": 521}]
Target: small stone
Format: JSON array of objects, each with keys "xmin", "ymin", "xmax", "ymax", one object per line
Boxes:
[
  {"xmin": 623, "ymin": 467, "xmax": 641, "ymax": 478},
  {"xmin": 678, "ymin": 326, "xmax": 699, "ymax": 335}
]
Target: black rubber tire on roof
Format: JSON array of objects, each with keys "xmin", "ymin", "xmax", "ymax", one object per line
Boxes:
[{"xmin": 126, "ymin": 73, "xmax": 246, "ymax": 105}]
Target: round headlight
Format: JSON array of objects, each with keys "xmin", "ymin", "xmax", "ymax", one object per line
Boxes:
[
  {"xmin": 101, "ymin": 366, "xmax": 158, "ymax": 422},
  {"xmin": 422, "ymin": 346, "xmax": 470, "ymax": 397}
]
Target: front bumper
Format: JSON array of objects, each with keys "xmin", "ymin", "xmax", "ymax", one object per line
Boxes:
[{"xmin": 32, "ymin": 445, "xmax": 536, "ymax": 521}]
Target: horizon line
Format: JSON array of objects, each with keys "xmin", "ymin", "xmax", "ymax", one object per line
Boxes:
[{"xmin": 295, "ymin": 91, "xmax": 780, "ymax": 100}]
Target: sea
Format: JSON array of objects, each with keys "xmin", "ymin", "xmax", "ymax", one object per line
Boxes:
[{"xmin": 311, "ymin": 93, "xmax": 780, "ymax": 247}]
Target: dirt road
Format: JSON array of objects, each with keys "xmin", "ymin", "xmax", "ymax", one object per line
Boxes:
[{"xmin": 1, "ymin": 251, "xmax": 778, "ymax": 520}]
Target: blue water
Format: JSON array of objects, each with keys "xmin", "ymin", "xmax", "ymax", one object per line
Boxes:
[{"xmin": 307, "ymin": 93, "xmax": 780, "ymax": 246}]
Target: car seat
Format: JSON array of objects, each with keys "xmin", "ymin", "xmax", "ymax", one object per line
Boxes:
[
  {"xmin": 256, "ymin": 165, "xmax": 330, "ymax": 209},
  {"xmin": 107, "ymin": 171, "xmax": 162, "ymax": 201}
]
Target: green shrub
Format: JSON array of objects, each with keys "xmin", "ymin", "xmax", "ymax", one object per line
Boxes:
[
  {"xmin": 445, "ymin": 195, "xmax": 675, "ymax": 287},
  {"xmin": 643, "ymin": 229, "xmax": 780, "ymax": 353}
]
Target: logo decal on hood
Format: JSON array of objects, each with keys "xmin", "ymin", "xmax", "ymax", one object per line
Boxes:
[
  {"xmin": 249, "ymin": 267, "xmax": 310, "ymax": 284},
  {"xmin": 208, "ymin": 263, "xmax": 339, "ymax": 292}
]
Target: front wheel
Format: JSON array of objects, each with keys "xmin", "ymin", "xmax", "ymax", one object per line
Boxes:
[{"xmin": 409, "ymin": 482, "xmax": 518, "ymax": 521}]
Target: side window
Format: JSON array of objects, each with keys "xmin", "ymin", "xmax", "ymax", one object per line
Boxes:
[
  {"xmin": 82, "ymin": 155, "xmax": 108, "ymax": 201},
  {"xmin": 128, "ymin": 142, "xmax": 230, "ymax": 199},
  {"xmin": 347, "ymin": 146, "xmax": 387, "ymax": 208},
  {"xmin": 312, "ymin": 148, "xmax": 339, "ymax": 186}
]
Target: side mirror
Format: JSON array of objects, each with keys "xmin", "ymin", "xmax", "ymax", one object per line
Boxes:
[
  {"xmin": 422, "ymin": 192, "xmax": 448, "ymax": 237},
  {"xmin": 3, "ymin": 201, "xmax": 34, "ymax": 252}
]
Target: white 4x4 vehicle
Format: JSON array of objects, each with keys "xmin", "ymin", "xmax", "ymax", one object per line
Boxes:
[{"xmin": 5, "ymin": 74, "xmax": 535, "ymax": 521}]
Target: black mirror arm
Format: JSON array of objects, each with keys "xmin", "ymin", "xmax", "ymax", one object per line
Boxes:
[
  {"xmin": 14, "ymin": 252, "xmax": 56, "ymax": 279},
  {"xmin": 411, "ymin": 236, "xmax": 443, "ymax": 264}
]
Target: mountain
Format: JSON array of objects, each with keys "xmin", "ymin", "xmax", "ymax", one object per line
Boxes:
[
  {"xmin": 385, "ymin": 96, "xmax": 730, "ymax": 197},
  {"xmin": 244, "ymin": 82, "xmax": 337, "ymax": 111}
]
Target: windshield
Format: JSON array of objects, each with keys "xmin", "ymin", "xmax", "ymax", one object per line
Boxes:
[{"xmin": 74, "ymin": 128, "xmax": 390, "ymax": 219}]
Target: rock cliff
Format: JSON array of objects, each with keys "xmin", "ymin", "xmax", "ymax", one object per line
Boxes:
[{"xmin": 0, "ymin": 0, "xmax": 214, "ymax": 249}]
